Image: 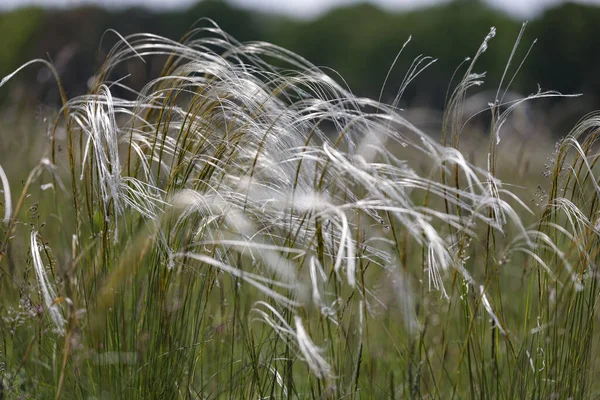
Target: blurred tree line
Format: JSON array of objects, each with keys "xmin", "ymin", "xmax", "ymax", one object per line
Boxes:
[{"xmin": 1, "ymin": 0, "xmax": 599, "ymax": 112}]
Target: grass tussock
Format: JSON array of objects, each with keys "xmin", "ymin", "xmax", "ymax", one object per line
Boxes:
[{"xmin": 1, "ymin": 21, "xmax": 599, "ymax": 398}]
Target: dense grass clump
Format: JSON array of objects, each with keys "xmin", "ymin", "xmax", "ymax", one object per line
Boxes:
[{"xmin": 1, "ymin": 21, "xmax": 599, "ymax": 398}]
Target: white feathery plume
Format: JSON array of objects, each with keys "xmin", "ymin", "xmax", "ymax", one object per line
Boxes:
[
  {"xmin": 30, "ymin": 231, "xmax": 65, "ymax": 334},
  {"xmin": 294, "ymin": 315, "xmax": 332, "ymax": 379},
  {"xmin": 0, "ymin": 164, "xmax": 11, "ymax": 224}
]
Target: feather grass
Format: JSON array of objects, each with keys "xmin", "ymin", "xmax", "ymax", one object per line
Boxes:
[{"xmin": 0, "ymin": 21, "xmax": 599, "ymax": 398}]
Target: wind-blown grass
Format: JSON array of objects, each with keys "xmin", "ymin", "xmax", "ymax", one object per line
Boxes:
[{"xmin": 0, "ymin": 21, "xmax": 599, "ymax": 398}]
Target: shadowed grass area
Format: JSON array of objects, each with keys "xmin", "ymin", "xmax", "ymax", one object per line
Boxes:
[{"xmin": 0, "ymin": 21, "xmax": 599, "ymax": 399}]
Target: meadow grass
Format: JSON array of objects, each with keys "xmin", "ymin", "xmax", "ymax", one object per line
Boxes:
[{"xmin": 1, "ymin": 21, "xmax": 599, "ymax": 398}]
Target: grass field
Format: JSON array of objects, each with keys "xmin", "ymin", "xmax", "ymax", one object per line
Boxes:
[{"xmin": 1, "ymin": 22, "xmax": 599, "ymax": 398}]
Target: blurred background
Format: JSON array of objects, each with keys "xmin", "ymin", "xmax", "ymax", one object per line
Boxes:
[{"xmin": 0, "ymin": 0, "xmax": 599, "ymax": 135}]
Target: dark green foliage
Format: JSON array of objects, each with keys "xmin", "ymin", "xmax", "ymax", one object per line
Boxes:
[{"xmin": 1, "ymin": 1, "xmax": 600, "ymax": 111}]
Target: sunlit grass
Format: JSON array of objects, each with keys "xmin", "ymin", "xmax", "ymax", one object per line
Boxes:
[{"xmin": 1, "ymin": 21, "xmax": 599, "ymax": 398}]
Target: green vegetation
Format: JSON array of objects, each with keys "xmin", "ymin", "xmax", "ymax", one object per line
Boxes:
[
  {"xmin": 1, "ymin": 0, "xmax": 600, "ymax": 111},
  {"xmin": 1, "ymin": 21, "xmax": 600, "ymax": 399},
  {"xmin": 0, "ymin": 8, "xmax": 43, "ymax": 77}
]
